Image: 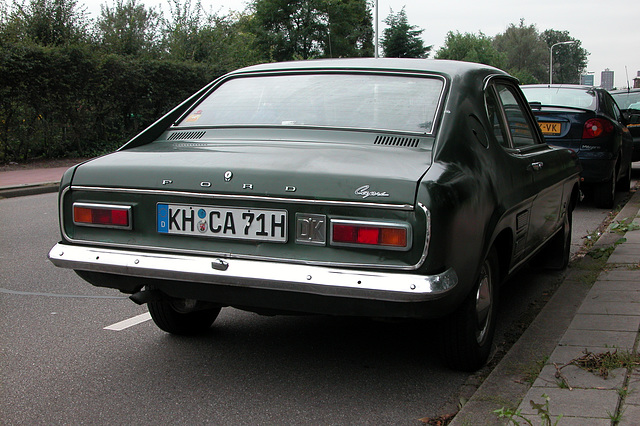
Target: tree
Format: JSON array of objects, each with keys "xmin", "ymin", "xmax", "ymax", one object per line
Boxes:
[
  {"xmin": 323, "ymin": 0, "xmax": 373, "ymax": 58},
  {"xmin": 96, "ymin": 0, "xmax": 162, "ymax": 57},
  {"xmin": 435, "ymin": 31, "xmax": 505, "ymax": 68},
  {"xmin": 493, "ymin": 19, "xmax": 548, "ymax": 84},
  {"xmin": 381, "ymin": 7, "xmax": 430, "ymax": 58},
  {"xmin": 251, "ymin": 0, "xmax": 373, "ymax": 61},
  {"xmin": 541, "ymin": 29, "xmax": 588, "ymax": 84},
  {"xmin": 1, "ymin": 0, "xmax": 90, "ymax": 46},
  {"xmin": 161, "ymin": 0, "xmax": 208, "ymax": 61},
  {"xmin": 252, "ymin": 0, "xmax": 326, "ymax": 61}
]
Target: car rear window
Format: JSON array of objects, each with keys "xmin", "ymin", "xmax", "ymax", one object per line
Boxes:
[
  {"xmin": 178, "ymin": 73, "xmax": 444, "ymax": 134},
  {"xmin": 521, "ymin": 87, "xmax": 596, "ymax": 110}
]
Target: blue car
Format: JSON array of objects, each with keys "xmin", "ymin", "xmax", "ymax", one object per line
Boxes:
[{"xmin": 522, "ymin": 85, "xmax": 634, "ymax": 208}]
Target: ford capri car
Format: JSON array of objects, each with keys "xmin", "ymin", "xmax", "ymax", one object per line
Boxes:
[{"xmin": 49, "ymin": 59, "xmax": 581, "ymax": 371}]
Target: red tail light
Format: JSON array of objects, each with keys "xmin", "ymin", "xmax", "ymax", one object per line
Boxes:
[
  {"xmin": 582, "ymin": 118, "xmax": 614, "ymax": 139},
  {"xmin": 73, "ymin": 203, "xmax": 132, "ymax": 229},
  {"xmin": 331, "ymin": 220, "xmax": 410, "ymax": 250}
]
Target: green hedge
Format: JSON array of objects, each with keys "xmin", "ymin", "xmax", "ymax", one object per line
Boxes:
[{"xmin": 0, "ymin": 44, "xmax": 222, "ymax": 163}]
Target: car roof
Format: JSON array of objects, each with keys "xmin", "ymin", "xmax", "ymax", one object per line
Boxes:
[
  {"xmin": 521, "ymin": 84, "xmax": 600, "ymax": 91},
  {"xmin": 609, "ymin": 88, "xmax": 640, "ymax": 94},
  {"xmin": 226, "ymin": 58, "xmax": 509, "ymax": 80}
]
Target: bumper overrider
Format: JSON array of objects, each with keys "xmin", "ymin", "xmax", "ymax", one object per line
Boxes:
[{"xmin": 48, "ymin": 243, "xmax": 459, "ymax": 318}]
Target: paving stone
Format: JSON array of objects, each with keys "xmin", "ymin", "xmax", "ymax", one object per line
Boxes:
[
  {"xmin": 591, "ymin": 278, "xmax": 640, "ymax": 291},
  {"xmin": 518, "ymin": 387, "xmax": 618, "ymax": 419},
  {"xmin": 568, "ymin": 313, "xmax": 640, "ymax": 332},
  {"xmin": 608, "ymin": 243, "xmax": 640, "ymax": 264},
  {"xmin": 559, "ymin": 329, "xmax": 637, "ymax": 350},
  {"xmin": 618, "ymin": 404, "xmax": 640, "ymax": 425},
  {"xmin": 582, "ymin": 290, "xmax": 640, "ymax": 303},
  {"xmin": 626, "ymin": 369, "xmax": 640, "ymax": 406},
  {"xmin": 532, "ymin": 364, "xmax": 625, "ymax": 389},
  {"xmin": 548, "ymin": 346, "xmax": 612, "ymax": 365},
  {"xmin": 525, "ymin": 417, "xmax": 610, "ymax": 426},
  {"xmin": 577, "ymin": 300, "xmax": 640, "ymax": 316}
]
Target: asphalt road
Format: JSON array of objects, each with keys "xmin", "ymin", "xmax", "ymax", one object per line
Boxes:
[{"xmin": 0, "ymin": 172, "xmax": 637, "ymax": 424}]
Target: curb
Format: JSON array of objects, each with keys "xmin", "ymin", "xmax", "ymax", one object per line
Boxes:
[
  {"xmin": 450, "ymin": 189, "xmax": 640, "ymax": 425},
  {"xmin": 0, "ymin": 183, "xmax": 60, "ymax": 199}
]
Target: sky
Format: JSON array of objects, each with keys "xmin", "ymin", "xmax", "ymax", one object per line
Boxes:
[{"xmin": 78, "ymin": 0, "xmax": 639, "ymax": 89}]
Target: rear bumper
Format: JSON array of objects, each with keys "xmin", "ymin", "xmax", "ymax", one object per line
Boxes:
[
  {"xmin": 578, "ymin": 157, "xmax": 616, "ymax": 183},
  {"xmin": 48, "ymin": 243, "xmax": 459, "ymax": 318}
]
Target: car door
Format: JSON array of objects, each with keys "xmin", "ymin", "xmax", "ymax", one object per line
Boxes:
[{"xmin": 490, "ymin": 81, "xmax": 566, "ymax": 256}]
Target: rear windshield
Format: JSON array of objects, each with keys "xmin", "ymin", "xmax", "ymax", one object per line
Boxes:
[
  {"xmin": 178, "ymin": 73, "xmax": 444, "ymax": 134},
  {"xmin": 521, "ymin": 87, "xmax": 596, "ymax": 110},
  {"xmin": 611, "ymin": 91, "xmax": 640, "ymax": 110}
]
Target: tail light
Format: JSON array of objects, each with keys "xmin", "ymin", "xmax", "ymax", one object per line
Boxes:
[
  {"xmin": 330, "ymin": 219, "xmax": 411, "ymax": 251},
  {"xmin": 582, "ymin": 118, "xmax": 614, "ymax": 139},
  {"xmin": 73, "ymin": 203, "xmax": 132, "ymax": 229}
]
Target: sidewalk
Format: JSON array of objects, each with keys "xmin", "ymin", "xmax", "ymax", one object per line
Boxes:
[
  {"xmin": 452, "ymin": 189, "xmax": 640, "ymax": 425},
  {"xmin": 0, "ymin": 166, "xmax": 70, "ymax": 198}
]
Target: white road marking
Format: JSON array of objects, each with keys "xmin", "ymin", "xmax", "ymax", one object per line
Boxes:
[{"xmin": 104, "ymin": 312, "xmax": 151, "ymax": 331}]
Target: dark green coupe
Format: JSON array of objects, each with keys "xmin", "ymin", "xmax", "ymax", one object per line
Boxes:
[{"xmin": 49, "ymin": 59, "xmax": 581, "ymax": 371}]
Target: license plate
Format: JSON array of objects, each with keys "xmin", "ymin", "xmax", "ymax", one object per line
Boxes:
[
  {"xmin": 538, "ymin": 122, "xmax": 561, "ymax": 135},
  {"xmin": 157, "ymin": 203, "xmax": 287, "ymax": 242}
]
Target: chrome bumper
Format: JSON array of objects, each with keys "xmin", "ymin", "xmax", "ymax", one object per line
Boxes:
[{"xmin": 48, "ymin": 243, "xmax": 458, "ymax": 303}]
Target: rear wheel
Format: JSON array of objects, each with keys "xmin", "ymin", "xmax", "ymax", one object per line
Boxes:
[
  {"xmin": 148, "ymin": 298, "xmax": 221, "ymax": 335},
  {"xmin": 616, "ymin": 160, "xmax": 632, "ymax": 193},
  {"xmin": 438, "ymin": 248, "xmax": 499, "ymax": 371}
]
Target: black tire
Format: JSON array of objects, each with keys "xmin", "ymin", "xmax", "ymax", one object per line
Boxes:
[
  {"xmin": 594, "ymin": 167, "xmax": 616, "ymax": 209},
  {"xmin": 438, "ymin": 248, "xmax": 499, "ymax": 371},
  {"xmin": 148, "ymin": 299, "xmax": 221, "ymax": 335},
  {"xmin": 616, "ymin": 160, "xmax": 632, "ymax": 193}
]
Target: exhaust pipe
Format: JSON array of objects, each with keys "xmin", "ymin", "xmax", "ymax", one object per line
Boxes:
[{"xmin": 129, "ymin": 288, "xmax": 162, "ymax": 305}]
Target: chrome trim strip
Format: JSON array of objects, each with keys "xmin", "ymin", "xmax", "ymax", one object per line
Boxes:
[
  {"xmin": 175, "ymin": 70, "xmax": 447, "ymax": 137},
  {"xmin": 416, "ymin": 202, "xmax": 431, "ymax": 268},
  {"xmin": 59, "ymin": 187, "xmax": 430, "ymax": 271},
  {"xmin": 70, "ymin": 186, "xmax": 414, "ymax": 211},
  {"xmin": 48, "ymin": 243, "xmax": 458, "ymax": 303}
]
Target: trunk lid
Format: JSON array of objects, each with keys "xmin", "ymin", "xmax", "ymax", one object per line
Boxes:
[{"xmin": 72, "ymin": 131, "xmax": 433, "ymax": 206}]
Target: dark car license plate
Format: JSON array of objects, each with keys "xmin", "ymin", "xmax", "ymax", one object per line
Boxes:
[
  {"xmin": 157, "ymin": 203, "xmax": 287, "ymax": 242},
  {"xmin": 538, "ymin": 122, "xmax": 561, "ymax": 135}
]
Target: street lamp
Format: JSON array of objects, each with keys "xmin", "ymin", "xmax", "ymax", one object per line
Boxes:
[
  {"xmin": 374, "ymin": 0, "xmax": 379, "ymax": 58},
  {"xmin": 549, "ymin": 41, "xmax": 577, "ymax": 84}
]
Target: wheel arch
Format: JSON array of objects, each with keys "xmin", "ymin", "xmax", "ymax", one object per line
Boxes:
[{"xmin": 491, "ymin": 228, "xmax": 513, "ymax": 285}]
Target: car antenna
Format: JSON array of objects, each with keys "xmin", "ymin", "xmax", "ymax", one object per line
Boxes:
[{"xmin": 625, "ymin": 66, "xmax": 630, "ymax": 91}]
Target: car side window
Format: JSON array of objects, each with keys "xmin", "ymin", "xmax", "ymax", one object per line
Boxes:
[
  {"xmin": 485, "ymin": 88, "xmax": 509, "ymax": 148},
  {"xmin": 605, "ymin": 93, "xmax": 623, "ymax": 122},
  {"xmin": 599, "ymin": 93, "xmax": 614, "ymax": 119},
  {"xmin": 494, "ymin": 84, "xmax": 538, "ymax": 148}
]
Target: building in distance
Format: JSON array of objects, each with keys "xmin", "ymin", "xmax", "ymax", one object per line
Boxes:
[{"xmin": 601, "ymin": 69, "xmax": 614, "ymax": 90}]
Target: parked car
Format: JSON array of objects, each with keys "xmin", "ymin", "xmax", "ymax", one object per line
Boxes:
[
  {"xmin": 610, "ymin": 88, "xmax": 640, "ymax": 161},
  {"xmin": 48, "ymin": 59, "xmax": 581, "ymax": 371},
  {"xmin": 521, "ymin": 85, "xmax": 633, "ymax": 208}
]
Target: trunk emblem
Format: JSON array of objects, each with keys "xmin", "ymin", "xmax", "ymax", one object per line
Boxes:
[
  {"xmin": 224, "ymin": 171, "xmax": 233, "ymax": 182},
  {"xmin": 354, "ymin": 185, "xmax": 390, "ymax": 198}
]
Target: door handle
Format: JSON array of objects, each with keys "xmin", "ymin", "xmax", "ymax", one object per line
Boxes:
[{"xmin": 529, "ymin": 162, "xmax": 544, "ymax": 171}]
